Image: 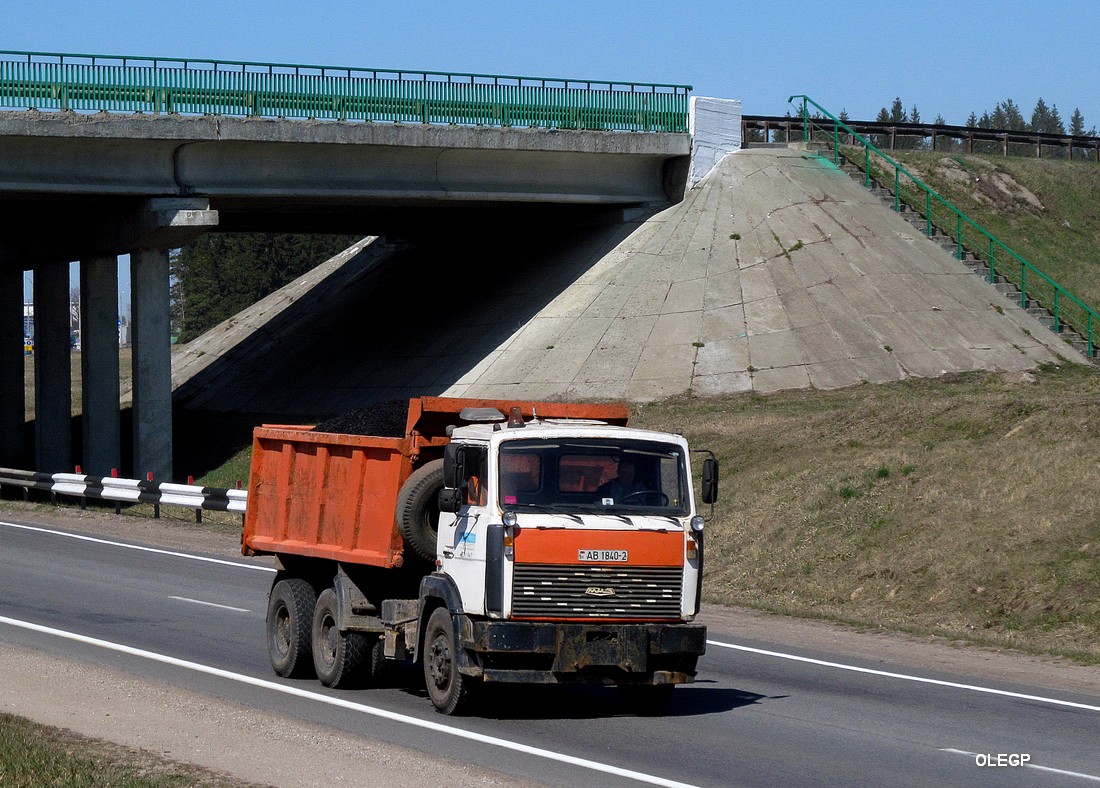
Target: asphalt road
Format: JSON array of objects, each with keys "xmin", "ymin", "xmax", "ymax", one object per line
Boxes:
[{"xmin": 1, "ymin": 515, "xmax": 1097, "ymax": 787}]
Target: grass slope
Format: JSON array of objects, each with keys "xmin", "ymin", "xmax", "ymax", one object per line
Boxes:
[
  {"xmin": 0, "ymin": 713, "xmax": 248, "ymax": 787},
  {"xmin": 634, "ymin": 363, "xmax": 1100, "ymax": 663},
  {"xmin": 885, "ymin": 150, "xmax": 1100, "ymax": 313}
]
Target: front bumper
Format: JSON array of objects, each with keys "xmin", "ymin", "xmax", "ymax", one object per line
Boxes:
[{"xmin": 462, "ymin": 620, "xmax": 706, "ymax": 685}]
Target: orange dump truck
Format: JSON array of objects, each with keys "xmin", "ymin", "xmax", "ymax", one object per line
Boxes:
[{"xmin": 244, "ymin": 396, "xmax": 718, "ymax": 714}]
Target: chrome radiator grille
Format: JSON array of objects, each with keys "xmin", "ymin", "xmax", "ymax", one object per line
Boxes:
[{"xmin": 511, "ymin": 564, "xmax": 683, "ymax": 619}]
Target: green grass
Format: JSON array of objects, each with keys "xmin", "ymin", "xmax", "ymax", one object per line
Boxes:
[
  {"xmin": 632, "ymin": 363, "xmax": 1100, "ymax": 664},
  {"xmin": 195, "ymin": 443, "xmax": 252, "ymax": 489},
  {"xmin": 864, "ymin": 149, "xmax": 1100, "ymax": 318},
  {"xmin": 0, "ymin": 713, "xmax": 246, "ymax": 787}
]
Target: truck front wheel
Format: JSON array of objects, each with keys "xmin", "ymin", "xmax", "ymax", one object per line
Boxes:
[
  {"xmin": 312, "ymin": 588, "xmax": 370, "ymax": 688},
  {"xmin": 267, "ymin": 578, "xmax": 317, "ymax": 678},
  {"xmin": 423, "ymin": 607, "xmax": 475, "ymax": 714}
]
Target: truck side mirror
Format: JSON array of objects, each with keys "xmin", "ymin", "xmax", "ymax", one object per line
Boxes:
[
  {"xmin": 701, "ymin": 458, "xmax": 719, "ymax": 504},
  {"xmin": 438, "ymin": 487, "xmax": 463, "ymax": 514},
  {"xmin": 443, "ymin": 444, "xmax": 464, "ymax": 488}
]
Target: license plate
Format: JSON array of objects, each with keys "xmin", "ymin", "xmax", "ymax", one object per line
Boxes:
[{"xmin": 578, "ymin": 549, "xmax": 628, "ymax": 562}]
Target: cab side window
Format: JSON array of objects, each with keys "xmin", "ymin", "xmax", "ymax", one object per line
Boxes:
[{"xmin": 464, "ymin": 447, "xmax": 488, "ymax": 506}]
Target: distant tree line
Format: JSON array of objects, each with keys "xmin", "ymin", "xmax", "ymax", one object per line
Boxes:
[
  {"xmin": 170, "ymin": 233, "xmax": 359, "ymax": 343},
  {"xmin": 868, "ymin": 96, "xmax": 1096, "ymax": 152}
]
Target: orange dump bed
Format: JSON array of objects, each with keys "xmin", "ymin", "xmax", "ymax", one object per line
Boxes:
[{"xmin": 242, "ymin": 396, "xmax": 629, "ymax": 568}]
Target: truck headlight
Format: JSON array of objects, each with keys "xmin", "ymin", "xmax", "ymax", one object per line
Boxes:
[
  {"xmin": 690, "ymin": 515, "xmax": 705, "ymax": 533},
  {"xmin": 502, "ymin": 511, "xmax": 517, "ymax": 559}
]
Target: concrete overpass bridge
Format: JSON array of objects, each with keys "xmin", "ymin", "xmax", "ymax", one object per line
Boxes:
[
  {"xmin": 11, "ymin": 52, "xmax": 1066, "ymax": 487},
  {"xmin": 0, "ymin": 50, "xmax": 725, "ymax": 479}
]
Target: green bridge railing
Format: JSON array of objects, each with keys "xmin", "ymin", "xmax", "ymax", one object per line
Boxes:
[
  {"xmin": 788, "ymin": 95, "xmax": 1098, "ymax": 357},
  {"xmin": 0, "ymin": 50, "xmax": 691, "ymax": 133}
]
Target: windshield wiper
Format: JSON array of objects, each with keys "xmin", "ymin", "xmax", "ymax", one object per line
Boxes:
[
  {"xmin": 508, "ymin": 503, "xmax": 585, "ymax": 524},
  {"xmin": 506, "ymin": 502, "xmax": 678, "ymax": 529}
]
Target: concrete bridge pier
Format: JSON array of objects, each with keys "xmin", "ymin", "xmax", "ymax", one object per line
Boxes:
[
  {"xmin": 6, "ymin": 198, "xmax": 217, "ymax": 480},
  {"xmin": 80, "ymin": 256, "xmax": 121, "ymax": 476},
  {"xmin": 0, "ymin": 268, "xmax": 25, "ymax": 468},
  {"xmin": 33, "ymin": 261, "xmax": 72, "ymax": 473},
  {"xmin": 130, "ymin": 249, "xmax": 173, "ymax": 483}
]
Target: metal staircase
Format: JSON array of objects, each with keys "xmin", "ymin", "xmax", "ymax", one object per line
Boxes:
[{"xmin": 787, "ymin": 94, "xmax": 1099, "ymax": 361}]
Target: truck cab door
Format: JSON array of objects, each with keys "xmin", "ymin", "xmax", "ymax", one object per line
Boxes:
[{"xmin": 438, "ymin": 446, "xmax": 488, "ymax": 615}]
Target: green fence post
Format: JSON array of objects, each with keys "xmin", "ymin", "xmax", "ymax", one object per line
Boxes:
[
  {"xmin": 893, "ymin": 166, "xmax": 900, "ymax": 212},
  {"xmin": 925, "ymin": 192, "xmax": 932, "ymax": 236},
  {"xmin": 1020, "ymin": 266, "xmax": 1028, "ymax": 309},
  {"xmin": 1054, "ymin": 290, "xmax": 1061, "ymax": 332},
  {"xmin": 989, "ymin": 241, "xmax": 996, "ymax": 283},
  {"xmin": 955, "ymin": 214, "xmax": 962, "ymax": 259},
  {"xmin": 832, "ymin": 119, "xmax": 839, "ymax": 164},
  {"xmin": 863, "ymin": 145, "xmax": 870, "ymax": 188}
]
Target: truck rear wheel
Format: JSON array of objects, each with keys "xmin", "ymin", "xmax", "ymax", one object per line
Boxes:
[
  {"xmin": 423, "ymin": 607, "xmax": 475, "ymax": 715},
  {"xmin": 397, "ymin": 459, "xmax": 445, "ymax": 562},
  {"xmin": 312, "ymin": 588, "xmax": 370, "ymax": 688},
  {"xmin": 267, "ymin": 578, "xmax": 317, "ymax": 679}
]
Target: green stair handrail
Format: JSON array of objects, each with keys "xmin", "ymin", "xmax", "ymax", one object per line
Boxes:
[
  {"xmin": 788, "ymin": 94, "xmax": 1098, "ymax": 357},
  {"xmin": 0, "ymin": 50, "xmax": 691, "ymax": 133}
]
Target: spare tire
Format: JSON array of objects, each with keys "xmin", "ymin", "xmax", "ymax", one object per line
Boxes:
[{"xmin": 397, "ymin": 459, "xmax": 445, "ymax": 561}]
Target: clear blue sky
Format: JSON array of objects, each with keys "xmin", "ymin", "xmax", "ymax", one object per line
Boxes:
[
  {"xmin": 12, "ymin": 0, "xmax": 1100, "ymax": 305},
  {"xmin": 8, "ymin": 0, "xmax": 1098, "ymax": 126}
]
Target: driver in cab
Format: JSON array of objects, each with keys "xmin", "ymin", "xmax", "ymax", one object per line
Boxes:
[{"xmin": 597, "ymin": 459, "xmax": 647, "ymax": 503}]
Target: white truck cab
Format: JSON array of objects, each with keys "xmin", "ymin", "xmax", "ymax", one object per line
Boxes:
[
  {"xmin": 437, "ymin": 410, "xmax": 708, "ymax": 623},
  {"xmin": 417, "ymin": 405, "xmax": 715, "ymax": 713}
]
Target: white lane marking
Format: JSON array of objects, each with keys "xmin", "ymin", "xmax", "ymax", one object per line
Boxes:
[
  {"xmin": 708, "ymin": 640, "xmax": 1100, "ymax": 713},
  {"xmin": 0, "ymin": 521, "xmax": 274, "ymax": 573},
  {"xmin": 0, "ymin": 615, "xmax": 697, "ymax": 788},
  {"xmin": 168, "ymin": 596, "xmax": 250, "ymax": 613},
  {"xmin": 941, "ymin": 748, "xmax": 1100, "ymax": 782}
]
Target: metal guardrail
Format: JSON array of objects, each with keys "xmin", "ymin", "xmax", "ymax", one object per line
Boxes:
[
  {"xmin": 788, "ymin": 94, "xmax": 1099, "ymax": 357},
  {"xmin": 0, "ymin": 466, "xmax": 247, "ymax": 520},
  {"xmin": 743, "ymin": 114, "xmax": 1100, "ymax": 160},
  {"xmin": 0, "ymin": 50, "xmax": 691, "ymax": 133}
]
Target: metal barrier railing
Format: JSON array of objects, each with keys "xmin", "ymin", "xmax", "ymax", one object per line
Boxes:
[
  {"xmin": 0, "ymin": 50, "xmax": 691, "ymax": 132},
  {"xmin": 743, "ymin": 114, "xmax": 1100, "ymax": 160},
  {"xmin": 0, "ymin": 466, "xmax": 247, "ymax": 521},
  {"xmin": 788, "ymin": 94, "xmax": 1098, "ymax": 357}
]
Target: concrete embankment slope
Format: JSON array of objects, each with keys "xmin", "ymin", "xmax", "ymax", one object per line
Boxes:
[{"xmin": 172, "ymin": 145, "xmax": 1084, "ymax": 416}]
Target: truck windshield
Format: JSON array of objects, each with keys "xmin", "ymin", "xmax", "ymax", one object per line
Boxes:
[{"xmin": 497, "ymin": 438, "xmax": 689, "ymax": 516}]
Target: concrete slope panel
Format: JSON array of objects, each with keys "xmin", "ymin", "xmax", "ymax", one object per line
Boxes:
[{"xmin": 171, "ymin": 146, "xmax": 1086, "ymax": 418}]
